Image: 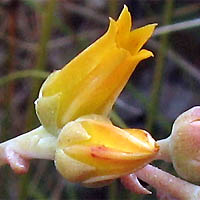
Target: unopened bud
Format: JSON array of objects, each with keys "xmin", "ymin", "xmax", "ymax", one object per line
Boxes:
[
  {"xmin": 55, "ymin": 115, "xmax": 159, "ymax": 187},
  {"xmin": 169, "ymin": 106, "xmax": 200, "ymax": 183}
]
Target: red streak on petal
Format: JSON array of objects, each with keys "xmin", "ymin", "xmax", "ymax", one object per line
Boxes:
[{"xmin": 91, "ymin": 146, "xmax": 112, "ymax": 160}]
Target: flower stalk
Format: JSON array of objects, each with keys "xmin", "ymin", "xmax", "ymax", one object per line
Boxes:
[
  {"xmin": 135, "ymin": 165, "xmax": 200, "ymax": 200},
  {"xmin": 0, "ymin": 127, "xmax": 57, "ymax": 173}
]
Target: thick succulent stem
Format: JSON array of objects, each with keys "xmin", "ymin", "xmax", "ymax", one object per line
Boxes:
[
  {"xmin": 0, "ymin": 126, "xmax": 57, "ymax": 172},
  {"xmin": 156, "ymin": 138, "xmax": 171, "ymax": 162},
  {"xmin": 135, "ymin": 165, "xmax": 200, "ymax": 200}
]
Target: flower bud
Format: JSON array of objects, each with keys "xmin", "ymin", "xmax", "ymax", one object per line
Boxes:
[
  {"xmin": 169, "ymin": 106, "xmax": 200, "ymax": 183},
  {"xmin": 55, "ymin": 115, "xmax": 159, "ymax": 187},
  {"xmin": 35, "ymin": 5, "xmax": 156, "ymax": 134}
]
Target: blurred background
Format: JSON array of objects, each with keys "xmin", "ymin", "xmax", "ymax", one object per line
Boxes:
[{"xmin": 0, "ymin": 0, "xmax": 200, "ymax": 199}]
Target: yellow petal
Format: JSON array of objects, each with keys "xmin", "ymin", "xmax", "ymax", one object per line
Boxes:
[
  {"xmin": 36, "ymin": 5, "xmax": 156, "ymax": 130},
  {"xmin": 41, "ymin": 19, "xmax": 118, "ymax": 97},
  {"xmin": 128, "ymin": 24, "xmax": 157, "ymax": 55},
  {"xmin": 115, "ymin": 5, "xmax": 132, "ymax": 49},
  {"xmin": 59, "ymin": 44, "xmax": 128, "ymax": 124}
]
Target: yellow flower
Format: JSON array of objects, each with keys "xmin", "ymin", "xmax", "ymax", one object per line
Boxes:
[
  {"xmin": 55, "ymin": 115, "xmax": 159, "ymax": 187},
  {"xmin": 35, "ymin": 5, "xmax": 156, "ymax": 134}
]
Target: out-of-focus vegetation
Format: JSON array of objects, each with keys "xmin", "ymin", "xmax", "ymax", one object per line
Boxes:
[{"xmin": 0, "ymin": 0, "xmax": 200, "ymax": 199}]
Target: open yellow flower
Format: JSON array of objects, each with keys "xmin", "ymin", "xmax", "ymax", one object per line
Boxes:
[
  {"xmin": 35, "ymin": 5, "xmax": 156, "ymax": 134},
  {"xmin": 55, "ymin": 115, "xmax": 159, "ymax": 187}
]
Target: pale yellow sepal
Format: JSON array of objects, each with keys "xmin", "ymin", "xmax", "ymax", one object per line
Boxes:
[
  {"xmin": 35, "ymin": 93, "xmax": 61, "ymax": 135},
  {"xmin": 55, "ymin": 149, "xmax": 95, "ymax": 182}
]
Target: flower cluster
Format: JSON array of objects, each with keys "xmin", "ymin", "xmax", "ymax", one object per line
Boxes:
[
  {"xmin": 35, "ymin": 5, "xmax": 159, "ymax": 186},
  {"xmin": 0, "ymin": 4, "xmax": 158, "ymax": 189},
  {"xmin": 0, "ymin": 5, "xmax": 158, "ymax": 186},
  {"xmin": 2, "ymin": 4, "xmax": 200, "ymax": 200}
]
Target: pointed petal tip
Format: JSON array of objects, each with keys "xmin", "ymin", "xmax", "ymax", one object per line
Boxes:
[
  {"xmin": 149, "ymin": 23, "xmax": 158, "ymax": 32},
  {"xmin": 151, "ymin": 23, "xmax": 158, "ymax": 27},
  {"xmin": 117, "ymin": 4, "xmax": 132, "ymax": 24},
  {"xmin": 123, "ymin": 4, "xmax": 129, "ymax": 12},
  {"xmin": 108, "ymin": 17, "xmax": 116, "ymax": 23},
  {"xmin": 142, "ymin": 23, "xmax": 158, "ymax": 35},
  {"xmin": 135, "ymin": 49, "xmax": 154, "ymax": 61},
  {"xmin": 149, "ymin": 51, "xmax": 154, "ymax": 57}
]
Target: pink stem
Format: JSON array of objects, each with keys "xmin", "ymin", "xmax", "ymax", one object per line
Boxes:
[
  {"xmin": 135, "ymin": 165, "xmax": 200, "ymax": 200},
  {"xmin": 121, "ymin": 173, "xmax": 151, "ymax": 195},
  {"xmin": 5, "ymin": 146, "xmax": 30, "ymax": 174}
]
